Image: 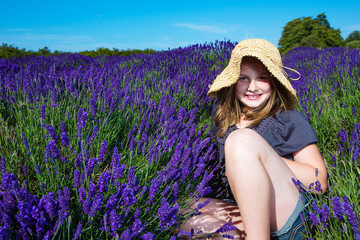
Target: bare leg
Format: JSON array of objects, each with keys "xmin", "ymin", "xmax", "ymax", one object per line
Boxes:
[
  {"xmin": 225, "ymin": 128, "xmax": 299, "ymax": 240},
  {"xmin": 180, "ymin": 198, "xmax": 246, "ymax": 239}
]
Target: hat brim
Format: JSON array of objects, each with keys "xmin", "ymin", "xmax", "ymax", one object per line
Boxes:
[{"xmin": 207, "ymin": 49, "xmax": 297, "ymax": 105}]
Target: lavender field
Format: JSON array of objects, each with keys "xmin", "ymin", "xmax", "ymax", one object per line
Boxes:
[{"xmin": 0, "ymin": 41, "xmax": 359, "ymax": 239}]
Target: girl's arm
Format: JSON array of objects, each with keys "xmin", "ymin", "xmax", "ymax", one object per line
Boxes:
[{"xmin": 282, "ymin": 144, "xmax": 327, "ymax": 193}]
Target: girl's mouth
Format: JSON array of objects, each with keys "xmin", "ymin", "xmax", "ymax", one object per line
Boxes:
[{"xmin": 245, "ymin": 94, "xmax": 262, "ymax": 100}]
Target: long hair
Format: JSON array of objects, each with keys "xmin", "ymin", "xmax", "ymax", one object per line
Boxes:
[{"xmin": 214, "ymin": 74, "xmax": 297, "ymax": 137}]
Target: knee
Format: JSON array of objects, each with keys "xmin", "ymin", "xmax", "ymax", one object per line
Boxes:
[{"xmin": 224, "ymin": 128, "xmax": 259, "ymax": 152}]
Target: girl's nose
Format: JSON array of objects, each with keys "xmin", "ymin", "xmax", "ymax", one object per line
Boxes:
[{"xmin": 247, "ymin": 79, "xmax": 258, "ymax": 91}]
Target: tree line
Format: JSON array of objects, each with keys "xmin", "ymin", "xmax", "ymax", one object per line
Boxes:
[
  {"xmin": 0, "ymin": 44, "xmax": 156, "ymax": 59},
  {"xmin": 1, "ymin": 13, "xmax": 359, "ymax": 59}
]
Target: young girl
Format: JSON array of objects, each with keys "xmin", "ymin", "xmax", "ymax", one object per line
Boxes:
[{"xmin": 181, "ymin": 39, "xmax": 327, "ymax": 239}]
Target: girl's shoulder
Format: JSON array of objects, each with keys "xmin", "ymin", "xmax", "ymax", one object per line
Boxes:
[{"xmin": 257, "ymin": 109, "xmax": 318, "ymax": 158}]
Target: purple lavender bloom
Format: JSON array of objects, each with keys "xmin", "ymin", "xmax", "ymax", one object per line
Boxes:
[
  {"xmin": 131, "ymin": 219, "xmax": 144, "ymax": 238},
  {"xmin": 60, "ymin": 131, "xmax": 70, "ymax": 147},
  {"xmin": 73, "ymin": 170, "xmax": 80, "ymax": 188},
  {"xmin": 21, "ymin": 132, "xmax": 30, "ymax": 150},
  {"xmin": 76, "ymin": 109, "xmax": 88, "ymax": 139},
  {"xmin": 319, "ymin": 203, "xmax": 330, "ymax": 228},
  {"xmin": 216, "ymin": 222, "xmax": 236, "ymax": 234},
  {"xmin": 44, "ymin": 124, "xmax": 58, "ymax": 143},
  {"xmin": 109, "ymin": 209, "xmax": 122, "ymax": 233},
  {"xmin": 89, "ymin": 193, "xmax": 104, "ymax": 218},
  {"xmin": 82, "ymin": 198, "xmax": 91, "ymax": 214},
  {"xmin": 343, "ymin": 196, "xmax": 358, "ymax": 229},
  {"xmin": 309, "ymin": 212, "xmax": 319, "ymax": 226},
  {"xmin": 0, "ymin": 156, "xmax": 5, "ymax": 173},
  {"xmin": 121, "ymin": 187, "xmax": 137, "ymax": 207},
  {"xmin": 75, "ymin": 153, "xmax": 83, "ymax": 168},
  {"xmin": 58, "ymin": 188, "xmax": 70, "ymax": 213},
  {"xmin": 141, "ymin": 232, "xmax": 154, "ymax": 240},
  {"xmin": 73, "ymin": 221, "xmax": 82, "ymax": 240},
  {"xmin": 147, "ymin": 174, "xmax": 163, "ymax": 204},
  {"xmin": 78, "ymin": 186, "xmax": 86, "ymax": 202},
  {"xmin": 44, "ymin": 192, "xmax": 58, "ymax": 218},
  {"xmin": 120, "ymin": 229, "xmax": 131, "ymax": 240},
  {"xmin": 98, "ymin": 139, "xmax": 108, "ymax": 161},
  {"xmin": 98, "ymin": 170, "xmax": 111, "ymax": 193},
  {"xmin": 332, "ymin": 197, "xmax": 345, "ymax": 221},
  {"xmin": 41, "ymin": 182, "xmax": 45, "ymax": 192},
  {"xmin": 157, "ymin": 197, "xmax": 179, "ymax": 229},
  {"xmin": 86, "ymin": 158, "xmax": 97, "ymax": 176},
  {"xmin": 35, "ymin": 164, "xmax": 41, "ymax": 175},
  {"xmin": 88, "ymin": 125, "xmax": 99, "ymax": 144},
  {"xmin": 44, "ymin": 140, "xmax": 60, "ymax": 162},
  {"xmin": 40, "ymin": 104, "xmax": 46, "ymax": 120},
  {"xmin": 60, "ymin": 121, "xmax": 67, "ymax": 133},
  {"xmin": 127, "ymin": 166, "xmax": 137, "ymax": 186},
  {"xmin": 23, "ymin": 164, "xmax": 27, "ymax": 176},
  {"xmin": 106, "ymin": 194, "xmax": 119, "ymax": 212},
  {"xmin": 89, "ymin": 182, "xmax": 97, "ymax": 196},
  {"xmin": 16, "ymin": 201, "xmax": 33, "ymax": 238},
  {"xmin": 1, "ymin": 172, "xmax": 18, "ymax": 190}
]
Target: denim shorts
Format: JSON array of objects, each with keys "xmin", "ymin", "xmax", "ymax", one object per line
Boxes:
[
  {"xmin": 270, "ymin": 193, "xmax": 311, "ymax": 240},
  {"xmin": 224, "ymin": 193, "xmax": 312, "ymax": 240}
]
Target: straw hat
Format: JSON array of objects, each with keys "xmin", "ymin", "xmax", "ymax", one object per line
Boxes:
[{"xmin": 207, "ymin": 39, "xmax": 299, "ymax": 107}]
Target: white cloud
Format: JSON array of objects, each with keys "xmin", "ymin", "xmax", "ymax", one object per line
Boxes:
[
  {"xmin": 344, "ymin": 24, "xmax": 360, "ymax": 30},
  {"xmin": 174, "ymin": 23, "xmax": 234, "ymax": 34}
]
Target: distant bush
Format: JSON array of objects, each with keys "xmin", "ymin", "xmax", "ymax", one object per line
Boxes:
[
  {"xmin": 79, "ymin": 47, "xmax": 156, "ymax": 57},
  {"xmin": 345, "ymin": 40, "xmax": 360, "ymax": 49}
]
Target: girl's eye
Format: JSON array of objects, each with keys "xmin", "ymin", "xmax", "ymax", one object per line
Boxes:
[
  {"xmin": 258, "ymin": 76, "xmax": 269, "ymax": 81},
  {"xmin": 239, "ymin": 77, "xmax": 248, "ymax": 81}
]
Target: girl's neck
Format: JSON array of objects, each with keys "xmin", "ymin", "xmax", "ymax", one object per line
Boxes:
[{"xmin": 237, "ymin": 114, "xmax": 252, "ymax": 128}]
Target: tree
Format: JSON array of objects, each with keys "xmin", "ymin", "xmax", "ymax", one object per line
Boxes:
[
  {"xmin": 278, "ymin": 13, "xmax": 343, "ymax": 55},
  {"xmin": 345, "ymin": 31, "xmax": 360, "ymax": 44}
]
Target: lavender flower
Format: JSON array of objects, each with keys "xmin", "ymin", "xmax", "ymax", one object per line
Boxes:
[
  {"xmin": 58, "ymin": 188, "xmax": 70, "ymax": 213},
  {"xmin": 109, "ymin": 209, "xmax": 122, "ymax": 233},
  {"xmin": 157, "ymin": 198, "xmax": 179, "ymax": 229},
  {"xmin": 40, "ymin": 104, "xmax": 46, "ymax": 120},
  {"xmin": 35, "ymin": 164, "xmax": 41, "ymax": 175},
  {"xmin": 120, "ymin": 229, "xmax": 131, "ymax": 240},
  {"xmin": 73, "ymin": 170, "xmax": 80, "ymax": 188},
  {"xmin": 82, "ymin": 198, "xmax": 91, "ymax": 214},
  {"xmin": 43, "ymin": 124, "xmax": 58, "ymax": 143},
  {"xmin": 78, "ymin": 186, "xmax": 86, "ymax": 202},
  {"xmin": 60, "ymin": 131, "xmax": 70, "ymax": 147},
  {"xmin": 98, "ymin": 139, "xmax": 108, "ymax": 161},
  {"xmin": 98, "ymin": 171, "xmax": 111, "ymax": 193},
  {"xmin": 73, "ymin": 221, "xmax": 82, "ymax": 240},
  {"xmin": 21, "ymin": 132, "xmax": 30, "ymax": 150},
  {"xmin": 0, "ymin": 156, "xmax": 5, "ymax": 173},
  {"xmin": 23, "ymin": 164, "xmax": 27, "ymax": 176},
  {"xmin": 88, "ymin": 125, "xmax": 99, "ymax": 144},
  {"xmin": 89, "ymin": 193, "xmax": 104, "ymax": 218},
  {"xmin": 332, "ymin": 197, "xmax": 345, "ymax": 221}
]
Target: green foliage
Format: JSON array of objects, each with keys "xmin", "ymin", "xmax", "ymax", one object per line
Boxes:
[
  {"xmin": 278, "ymin": 13, "xmax": 343, "ymax": 55},
  {"xmin": 345, "ymin": 31, "xmax": 360, "ymax": 44},
  {"xmin": 345, "ymin": 40, "xmax": 360, "ymax": 49},
  {"xmin": 78, "ymin": 47, "xmax": 156, "ymax": 57},
  {"xmin": 0, "ymin": 43, "xmax": 157, "ymax": 59}
]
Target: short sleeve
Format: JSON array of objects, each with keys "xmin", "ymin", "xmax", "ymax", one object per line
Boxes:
[{"xmin": 262, "ymin": 110, "xmax": 318, "ymax": 158}]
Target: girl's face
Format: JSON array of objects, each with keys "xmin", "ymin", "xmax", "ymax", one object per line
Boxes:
[{"xmin": 236, "ymin": 57, "xmax": 272, "ymax": 112}]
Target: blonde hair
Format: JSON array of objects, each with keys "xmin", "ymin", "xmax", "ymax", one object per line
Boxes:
[{"xmin": 214, "ymin": 60, "xmax": 297, "ymax": 137}]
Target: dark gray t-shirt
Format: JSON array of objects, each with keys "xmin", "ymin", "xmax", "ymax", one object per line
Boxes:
[{"xmin": 210, "ymin": 105, "xmax": 318, "ymax": 200}]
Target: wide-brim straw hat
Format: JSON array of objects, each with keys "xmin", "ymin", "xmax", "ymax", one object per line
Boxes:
[{"xmin": 208, "ymin": 38, "xmax": 299, "ymax": 108}]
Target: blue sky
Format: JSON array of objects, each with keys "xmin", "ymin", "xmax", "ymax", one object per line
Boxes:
[{"xmin": 1, "ymin": 0, "xmax": 359, "ymax": 52}]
